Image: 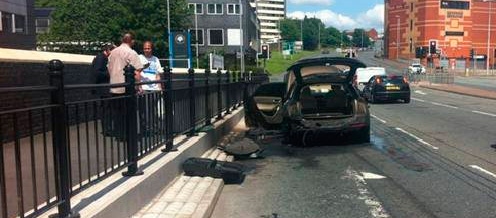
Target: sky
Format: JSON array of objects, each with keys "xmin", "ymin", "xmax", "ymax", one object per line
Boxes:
[{"xmin": 286, "ymin": 0, "xmax": 384, "ymax": 32}]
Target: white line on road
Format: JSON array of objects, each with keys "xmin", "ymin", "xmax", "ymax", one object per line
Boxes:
[
  {"xmin": 411, "ymin": 97, "xmax": 425, "ymax": 102},
  {"xmin": 414, "ymin": 90, "xmax": 427, "ymax": 95},
  {"xmin": 431, "ymin": 101, "xmax": 459, "ymax": 109},
  {"xmin": 371, "ymin": 114, "xmax": 387, "ymax": 123},
  {"xmin": 469, "ymin": 165, "xmax": 496, "ymax": 179},
  {"xmin": 471, "ymin": 110, "xmax": 496, "ymax": 117},
  {"xmin": 395, "ymin": 127, "xmax": 439, "ymax": 150},
  {"xmin": 344, "ymin": 168, "xmax": 390, "ymax": 218}
]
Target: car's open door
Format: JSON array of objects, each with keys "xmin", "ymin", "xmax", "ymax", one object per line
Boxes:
[{"xmin": 244, "ymin": 82, "xmax": 286, "ymax": 129}]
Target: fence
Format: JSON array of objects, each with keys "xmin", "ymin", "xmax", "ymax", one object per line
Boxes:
[{"xmin": 0, "ymin": 60, "xmax": 268, "ymax": 218}]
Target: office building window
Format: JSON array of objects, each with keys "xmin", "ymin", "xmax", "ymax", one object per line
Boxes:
[
  {"xmin": 227, "ymin": 4, "xmax": 241, "ymax": 15},
  {"xmin": 440, "ymin": 0, "xmax": 469, "ymax": 10},
  {"xmin": 207, "ymin": 4, "xmax": 223, "ymax": 15},
  {"xmin": 190, "ymin": 29, "xmax": 204, "ymax": 45},
  {"xmin": 208, "ymin": 29, "xmax": 223, "ymax": 45},
  {"xmin": 14, "ymin": 14, "xmax": 25, "ymax": 33},
  {"xmin": 1, "ymin": 11, "xmax": 13, "ymax": 32},
  {"xmin": 36, "ymin": 18, "xmax": 50, "ymax": 33},
  {"xmin": 188, "ymin": 3, "xmax": 203, "ymax": 14}
]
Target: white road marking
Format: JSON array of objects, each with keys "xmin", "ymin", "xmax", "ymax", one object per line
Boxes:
[
  {"xmin": 472, "ymin": 110, "xmax": 496, "ymax": 117},
  {"xmin": 371, "ymin": 114, "xmax": 387, "ymax": 123},
  {"xmin": 469, "ymin": 165, "xmax": 496, "ymax": 179},
  {"xmin": 344, "ymin": 168, "xmax": 390, "ymax": 218},
  {"xmin": 414, "ymin": 90, "xmax": 427, "ymax": 95},
  {"xmin": 411, "ymin": 97, "xmax": 425, "ymax": 102},
  {"xmin": 395, "ymin": 127, "xmax": 439, "ymax": 150},
  {"xmin": 431, "ymin": 101, "xmax": 458, "ymax": 109},
  {"xmin": 361, "ymin": 172, "xmax": 387, "ymax": 180}
]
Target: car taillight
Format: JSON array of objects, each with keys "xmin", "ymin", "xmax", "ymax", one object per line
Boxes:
[
  {"xmin": 353, "ymin": 75, "xmax": 357, "ymax": 86},
  {"xmin": 403, "ymin": 77, "xmax": 409, "ymax": 84},
  {"xmin": 375, "ymin": 77, "xmax": 382, "ymax": 84}
]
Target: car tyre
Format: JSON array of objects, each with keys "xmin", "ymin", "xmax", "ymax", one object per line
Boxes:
[
  {"xmin": 370, "ymin": 93, "xmax": 376, "ymax": 104},
  {"xmin": 356, "ymin": 126, "xmax": 370, "ymax": 143},
  {"xmin": 404, "ymin": 97, "xmax": 410, "ymax": 103}
]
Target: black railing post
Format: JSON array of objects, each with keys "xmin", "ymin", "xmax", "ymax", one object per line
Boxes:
[
  {"xmin": 122, "ymin": 64, "xmax": 143, "ymax": 177},
  {"xmin": 237, "ymin": 71, "xmax": 243, "ymax": 107},
  {"xmin": 47, "ymin": 60, "xmax": 79, "ymax": 218},
  {"xmin": 216, "ymin": 69, "xmax": 223, "ymax": 120},
  {"xmin": 243, "ymin": 71, "xmax": 249, "ymax": 106},
  {"xmin": 162, "ymin": 66, "xmax": 176, "ymax": 152},
  {"xmin": 188, "ymin": 68, "xmax": 198, "ymax": 136},
  {"xmin": 225, "ymin": 70, "xmax": 231, "ymax": 114},
  {"xmin": 204, "ymin": 69, "xmax": 212, "ymax": 126}
]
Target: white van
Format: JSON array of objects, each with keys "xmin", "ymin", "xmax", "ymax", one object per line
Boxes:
[{"xmin": 355, "ymin": 67, "xmax": 386, "ymax": 85}]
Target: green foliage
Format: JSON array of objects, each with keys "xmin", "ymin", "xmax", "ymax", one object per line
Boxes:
[
  {"xmin": 37, "ymin": 0, "xmax": 191, "ymax": 56},
  {"xmin": 280, "ymin": 19, "xmax": 301, "ymax": 41},
  {"xmin": 352, "ymin": 29, "xmax": 371, "ymax": 48},
  {"xmin": 264, "ymin": 50, "xmax": 321, "ymax": 75}
]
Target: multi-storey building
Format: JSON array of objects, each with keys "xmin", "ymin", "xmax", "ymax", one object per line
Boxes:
[
  {"xmin": 187, "ymin": 0, "xmax": 260, "ymax": 57},
  {"xmin": 385, "ymin": 0, "xmax": 496, "ymax": 69},
  {"xmin": 251, "ymin": 0, "xmax": 286, "ymax": 43},
  {"xmin": 0, "ymin": 0, "xmax": 36, "ymax": 49}
]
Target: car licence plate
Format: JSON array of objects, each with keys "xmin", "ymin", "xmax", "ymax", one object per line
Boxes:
[{"xmin": 386, "ymin": 86, "xmax": 400, "ymax": 90}]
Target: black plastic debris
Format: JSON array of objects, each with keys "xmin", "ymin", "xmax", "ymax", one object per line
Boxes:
[
  {"xmin": 220, "ymin": 138, "xmax": 264, "ymax": 159},
  {"xmin": 182, "ymin": 157, "xmax": 247, "ymax": 184}
]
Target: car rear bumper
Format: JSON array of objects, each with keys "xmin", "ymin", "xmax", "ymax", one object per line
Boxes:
[{"xmin": 374, "ymin": 91, "xmax": 410, "ymax": 100}]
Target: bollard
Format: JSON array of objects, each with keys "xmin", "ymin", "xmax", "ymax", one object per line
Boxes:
[
  {"xmin": 225, "ymin": 70, "xmax": 231, "ymax": 114},
  {"xmin": 216, "ymin": 69, "xmax": 223, "ymax": 120},
  {"xmin": 204, "ymin": 69, "xmax": 212, "ymax": 126},
  {"xmin": 122, "ymin": 64, "xmax": 143, "ymax": 177},
  {"xmin": 188, "ymin": 68, "xmax": 197, "ymax": 136},
  {"xmin": 47, "ymin": 60, "xmax": 80, "ymax": 218},
  {"xmin": 162, "ymin": 66, "xmax": 176, "ymax": 152}
]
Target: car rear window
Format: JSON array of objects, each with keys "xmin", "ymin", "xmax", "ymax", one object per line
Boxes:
[{"xmin": 380, "ymin": 75, "xmax": 404, "ymax": 83}]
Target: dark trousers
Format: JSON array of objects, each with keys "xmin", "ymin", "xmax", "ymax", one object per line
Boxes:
[
  {"xmin": 138, "ymin": 91, "xmax": 161, "ymax": 136},
  {"xmin": 110, "ymin": 93, "xmax": 126, "ymax": 140}
]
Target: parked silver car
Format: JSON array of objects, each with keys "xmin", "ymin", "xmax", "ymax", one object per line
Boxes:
[{"xmin": 244, "ymin": 55, "xmax": 371, "ymax": 145}]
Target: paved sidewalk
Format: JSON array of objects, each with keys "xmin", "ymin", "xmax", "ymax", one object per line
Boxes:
[{"xmin": 414, "ymin": 81, "xmax": 496, "ymax": 100}]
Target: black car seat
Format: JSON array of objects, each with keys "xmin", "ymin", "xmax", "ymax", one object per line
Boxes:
[
  {"xmin": 299, "ymin": 86, "xmax": 317, "ymax": 114},
  {"xmin": 326, "ymin": 85, "xmax": 348, "ymax": 113}
]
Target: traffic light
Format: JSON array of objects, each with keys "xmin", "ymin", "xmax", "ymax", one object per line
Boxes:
[
  {"xmin": 415, "ymin": 47, "xmax": 422, "ymax": 58},
  {"xmin": 429, "ymin": 40, "xmax": 437, "ymax": 54},
  {"xmin": 470, "ymin": 49, "xmax": 474, "ymax": 58},
  {"xmin": 261, "ymin": 44, "xmax": 269, "ymax": 59}
]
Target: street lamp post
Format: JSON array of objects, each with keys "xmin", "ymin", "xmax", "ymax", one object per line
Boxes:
[
  {"xmin": 300, "ymin": 19, "xmax": 303, "ymax": 50},
  {"xmin": 239, "ymin": 0, "xmax": 245, "ymax": 73},
  {"xmin": 484, "ymin": 0, "xmax": 494, "ymax": 75},
  {"xmin": 167, "ymin": 0, "xmax": 172, "ymax": 66},
  {"xmin": 396, "ymin": 15, "xmax": 400, "ymax": 60}
]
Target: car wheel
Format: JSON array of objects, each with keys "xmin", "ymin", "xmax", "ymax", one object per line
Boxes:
[
  {"xmin": 404, "ymin": 97, "xmax": 410, "ymax": 103},
  {"xmin": 356, "ymin": 126, "xmax": 370, "ymax": 143},
  {"xmin": 370, "ymin": 93, "xmax": 376, "ymax": 103}
]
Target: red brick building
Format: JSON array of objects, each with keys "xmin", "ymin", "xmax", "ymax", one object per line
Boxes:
[{"xmin": 385, "ymin": 0, "xmax": 496, "ymax": 69}]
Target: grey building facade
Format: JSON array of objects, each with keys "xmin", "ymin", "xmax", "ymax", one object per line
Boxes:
[
  {"xmin": 187, "ymin": 0, "xmax": 260, "ymax": 58},
  {"xmin": 0, "ymin": 0, "xmax": 36, "ymax": 49}
]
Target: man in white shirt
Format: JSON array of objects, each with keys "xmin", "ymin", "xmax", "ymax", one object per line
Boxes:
[{"xmin": 138, "ymin": 41, "xmax": 164, "ymax": 136}]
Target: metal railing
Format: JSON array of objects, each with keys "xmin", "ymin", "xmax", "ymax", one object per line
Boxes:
[{"xmin": 0, "ymin": 60, "xmax": 268, "ymax": 218}]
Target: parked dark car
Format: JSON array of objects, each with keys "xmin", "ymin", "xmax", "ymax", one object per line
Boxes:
[
  {"xmin": 244, "ymin": 55, "xmax": 371, "ymax": 145},
  {"xmin": 362, "ymin": 74, "xmax": 411, "ymax": 103}
]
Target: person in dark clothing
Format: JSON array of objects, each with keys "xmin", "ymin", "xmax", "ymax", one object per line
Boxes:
[
  {"xmin": 92, "ymin": 44, "xmax": 115, "ymax": 136},
  {"xmin": 93, "ymin": 44, "xmax": 115, "ymax": 85}
]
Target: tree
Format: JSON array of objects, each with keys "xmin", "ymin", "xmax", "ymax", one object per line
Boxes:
[
  {"xmin": 352, "ymin": 29, "xmax": 371, "ymax": 48},
  {"xmin": 37, "ymin": 0, "xmax": 191, "ymax": 56},
  {"xmin": 280, "ymin": 19, "xmax": 301, "ymax": 41}
]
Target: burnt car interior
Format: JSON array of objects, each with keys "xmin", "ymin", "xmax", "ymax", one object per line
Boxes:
[{"xmin": 299, "ymin": 84, "xmax": 352, "ymax": 116}]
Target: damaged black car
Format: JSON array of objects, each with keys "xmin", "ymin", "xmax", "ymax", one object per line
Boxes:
[{"xmin": 244, "ymin": 55, "xmax": 371, "ymax": 146}]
